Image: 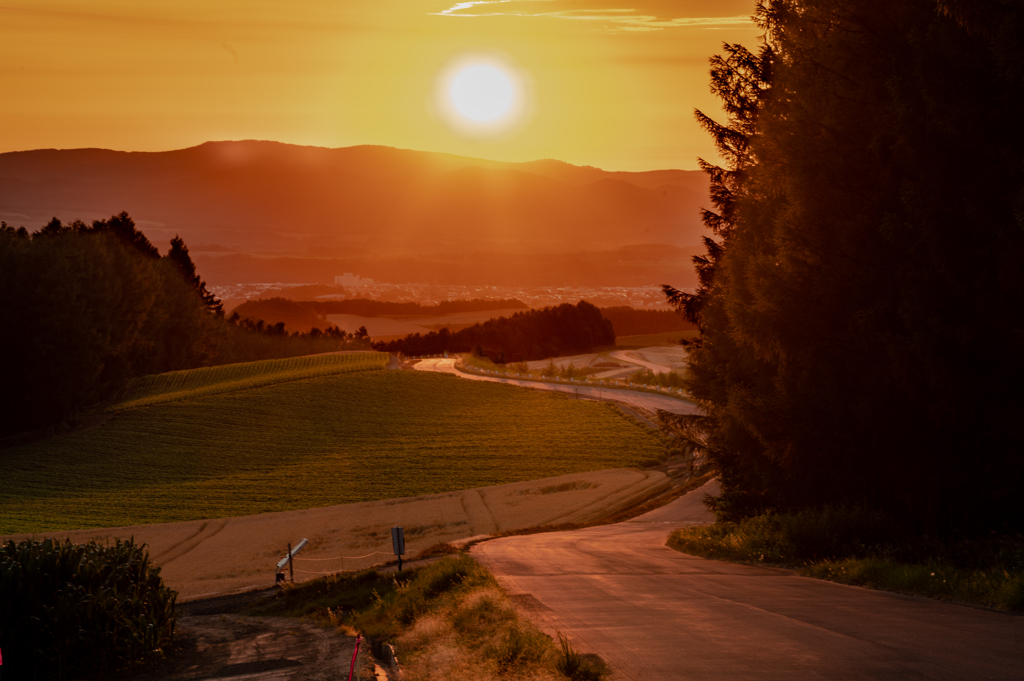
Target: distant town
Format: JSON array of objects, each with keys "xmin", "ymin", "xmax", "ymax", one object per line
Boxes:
[{"xmin": 211, "ymin": 274, "xmax": 679, "ymax": 310}]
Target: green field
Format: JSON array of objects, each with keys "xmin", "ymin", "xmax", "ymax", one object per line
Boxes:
[
  {"xmin": 2, "ymin": 369, "xmax": 663, "ymax": 533},
  {"xmin": 113, "ymin": 352, "xmax": 389, "ymax": 410}
]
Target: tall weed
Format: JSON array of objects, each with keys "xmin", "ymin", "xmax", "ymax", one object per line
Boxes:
[{"xmin": 554, "ymin": 632, "xmax": 608, "ymax": 681}]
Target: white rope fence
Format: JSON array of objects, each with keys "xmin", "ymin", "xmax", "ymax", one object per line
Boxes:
[
  {"xmin": 290, "ymin": 551, "xmax": 394, "ymax": 576},
  {"xmin": 277, "ymin": 530, "xmax": 407, "ymax": 583}
]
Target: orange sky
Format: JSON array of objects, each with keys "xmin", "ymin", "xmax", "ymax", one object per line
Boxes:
[{"xmin": 0, "ymin": 1, "xmax": 759, "ymax": 171}]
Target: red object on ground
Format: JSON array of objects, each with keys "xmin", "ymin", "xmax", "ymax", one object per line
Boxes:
[{"xmin": 347, "ymin": 635, "xmax": 362, "ymax": 681}]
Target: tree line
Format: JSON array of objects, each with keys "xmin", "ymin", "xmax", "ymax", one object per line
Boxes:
[
  {"xmin": 0, "ymin": 213, "xmax": 369, "ymax": 437},
  {"xmin": 372, "ymin": 301, "xmax": 615, "ymax": 362},
  {"xmin": 231, "ymin": 297, "xmax": 328, "ymax": 333},
  {"xmin": 666, "ymin": 0, "xmax": 1024, "ymax": 535}
]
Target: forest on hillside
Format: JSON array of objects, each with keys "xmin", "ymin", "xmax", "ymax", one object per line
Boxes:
[
  {"xmin": 373, "ymin": 301, "xmax": 615, "ymax": 361},
  {"xmin": 229, "ymin": 296, "xmax": 530, "ymax": 333},
  {"xmin": 0, "ymin": 214, "xmax": 369, "ymax": 438},
  {"xmin": 230, "ymin": 297, "xmax": 688, "ymax": 339},
  {"xmin": 667, "ymin": 0, "xmax": 1024, "ymax": 534}
]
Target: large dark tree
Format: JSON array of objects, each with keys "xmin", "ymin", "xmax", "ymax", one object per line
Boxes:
[{"xmin": 671, "ymin": 0, "xmax": 1024, "ymax": 534}]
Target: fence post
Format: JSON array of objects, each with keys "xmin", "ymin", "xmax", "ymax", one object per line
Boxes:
[{"xmin": 392, "ymin": 527, "xmax": 405, "ymax": 572}]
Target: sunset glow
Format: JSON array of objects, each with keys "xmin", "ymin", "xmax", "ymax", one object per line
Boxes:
[
  {"xmin": 436, "ymin": 55, "xmax": 529, "ymax": 139},
  {"xmin": 450, "ymin": 65, "xmax": 515, "ymax": 122},
  {"xmin": 0, "ymin": 0, "xmax": 759, "ymax": 170}
]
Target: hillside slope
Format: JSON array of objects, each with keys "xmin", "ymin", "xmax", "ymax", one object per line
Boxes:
[{"xmin": 0, "ymin": 141, "xmax": 708, "ymax": 257}]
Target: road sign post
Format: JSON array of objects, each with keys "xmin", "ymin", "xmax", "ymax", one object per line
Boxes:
[
  {"xmin": 276, "ymin": 538, "xmax": 308, "ymax": 583},
  {"xmin": 391, "ymin": 527, "xmax": 405, "ymax": 572}
]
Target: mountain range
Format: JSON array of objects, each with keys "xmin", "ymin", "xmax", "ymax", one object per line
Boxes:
[{"xmin": 0, "ymin": 141, "xmax": 709, "ymax": 288}]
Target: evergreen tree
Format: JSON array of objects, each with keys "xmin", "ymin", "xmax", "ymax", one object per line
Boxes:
[
  {"xmin": 166, "ymin": 235, "xmax": 223, "ymax": 315},
  {"xmin": 0, "ymin": 213, "xmax": 354, "ymax": 437},
  {"xmin": 672, "ymin": 0, "xmax": 1024, "ymax": 533},
  {"xmin": 89, "ymin": 212, "xmax": 160, "ymax": 259}
]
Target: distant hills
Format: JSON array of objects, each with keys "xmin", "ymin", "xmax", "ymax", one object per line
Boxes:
[{"xmin": 0, "ymin": 141, "xmax": 708, "ymax": 287}]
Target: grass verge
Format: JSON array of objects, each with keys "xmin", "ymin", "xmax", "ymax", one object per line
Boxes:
[
  {"xmin": 247, "ymin": 554, "xmax": 609, "ymax": 680},
  {"xmin": 667, "ymin": 508, "xmax": 1024, "ymax": 611}
]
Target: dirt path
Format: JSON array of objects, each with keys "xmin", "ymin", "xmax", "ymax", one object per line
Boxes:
[{"xmin": 126, "ymin": 591, "xmax": 367, "ymax": 681}]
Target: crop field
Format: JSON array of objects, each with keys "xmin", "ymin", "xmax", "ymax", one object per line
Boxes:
[
  {"xmin": 2, "ymin": 370, "xmax": 663, "ymax": 534},
  {"xmin": 113, "ymin": 352, "xmax": 389, "ymax": 410}
]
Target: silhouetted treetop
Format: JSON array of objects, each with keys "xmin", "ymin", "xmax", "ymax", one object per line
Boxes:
[{"xmin": 167, "ymin": 235, "xmax": 223, "ymax": 314}]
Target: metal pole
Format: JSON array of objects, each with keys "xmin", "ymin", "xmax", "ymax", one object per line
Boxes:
[{"xmin": 288, "ymin": 542, "xmax": 294, "ymax": 583}]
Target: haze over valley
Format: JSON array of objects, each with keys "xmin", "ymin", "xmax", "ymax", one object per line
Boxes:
[{"xmin": 0, "ymin": 140, "xmax": 707, "ymax": 291}]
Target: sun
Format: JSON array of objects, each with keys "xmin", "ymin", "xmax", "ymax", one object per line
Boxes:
[
  {"xmin": 449, "ymin": 65, "xmax": 515, "ymax": 122},
  {"xmin": 434, "ymin": 54, "xmax": 530, "ymax": 139}
]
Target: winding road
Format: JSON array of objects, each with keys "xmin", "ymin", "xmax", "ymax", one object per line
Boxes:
[
  {"xmin": 412, "ymin": 357, "xmax": 697, "ymax": 415},
  {"xmin": 472, "ymin": 480, "xmax": 1024, "ymax": 681},
  {"xmin": 608, "ymin": 348, "xmax": 686, "ymax": 375}
]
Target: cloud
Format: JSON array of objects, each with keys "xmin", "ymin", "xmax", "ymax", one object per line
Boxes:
[{"xmin": 429, "ymin": 0, "xmax": 755, "ymax": 31}]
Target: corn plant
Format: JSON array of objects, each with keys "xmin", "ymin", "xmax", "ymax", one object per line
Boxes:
[{"xmin": 0, "ymin": 538, "xmax": 177, "ymax": 679}]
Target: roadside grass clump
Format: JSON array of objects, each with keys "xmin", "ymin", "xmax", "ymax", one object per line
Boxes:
[
  {"xmin": 249, "ymin": 555, "xmax": 608, "ymax": 680},
  {"xmin": 540, "ymin": 361, "xmax": 597, "ymax": 381},
  {"xmin": 113, "ymin": 351, "xmax": 388, "ymax": 410},
  {"xmin": 492, "ymin": 625, "xmax": 548, "ymax": 673},
  {"xmin": 354, "ymin": 556, "xmax": 486, "ymax": 639},
  {"xmin": 2, "ymin": 371, "xmax": 661, "ymax": 533},
  {"xmin": 246, "ymin": 568, "xmax": 389, "ymax": 620},
  {"xmin": 669, "ymin": 506, "xmax": 899, "ymax": 564},
  {"xmin": 668, "ymin": 507, "xmax": 1024, "ymax": 611},
  {"xmin": 555, "ymin": 632, "xmax": 609, "ymax": 681},
  {"xmin": 623, "ymin": 369, "xmax": 686, "ymax": 389},
  {"xmin": 460, "ymin": 353, "xmax": 508, "ymax": 373},
  {"xmin": 0, "ymin": 538, "xmax": 177, "ymax": 679},
  {"xmin": 804, "ymin": 558, "xmax": 1024, "ymax": 611}
]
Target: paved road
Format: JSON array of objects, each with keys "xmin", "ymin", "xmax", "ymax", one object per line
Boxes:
[
  {"xmin": 473, "ymin": 480, "xmax": 1024, "ymax": 681},
  {"xmin": 413, "ymin": 357, "xmax": 697, "ymax": 415},
  {"xmin": 609, "ymin": 348, "xmax": 681, "ymax": 375}
]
